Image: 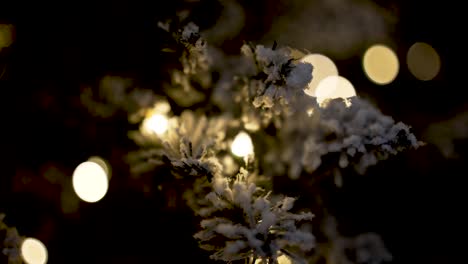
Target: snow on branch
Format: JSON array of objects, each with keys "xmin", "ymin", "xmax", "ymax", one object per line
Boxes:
[
  {"xmin": 194, "ymin": 169, "xmax": 315, "ymax": 263},
  {"xmin": 264, "ymin": 97, "xmax": 423, "ymax": 179},
  {"xmin": 127, "ymin": 109, "xmax": 231, "ymax": 180}
]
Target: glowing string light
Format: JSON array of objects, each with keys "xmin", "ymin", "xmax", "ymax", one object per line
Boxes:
[
  {"xmin": 231, "ymin": 131, "xmax": 254, "ymax": 158},
  {"xmin": 300, "ymin": 53, "xmax": 339, "ymax": 97},
  {"xmin": 362, "ymin": 44, "xmax": 399, "ymax": 85},
  {"xmin": 21, "ymin": 238, "xmax": 48, "ymax": 264},
  {"xmin": 142, "ymin": 113, "xmax": 169, "ymax": 136},
  {"xmin": 72, "ymin": 161, "xmax": 109, "ymax": 203},
  {"xmin": 315, "ymin": 75, "xmax": 356, "ymax": 106}
]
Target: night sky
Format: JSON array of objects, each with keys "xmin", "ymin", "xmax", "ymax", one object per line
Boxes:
[{"xmin": 1, "ymin": 0, "xmax": 465, "ymax": 263}]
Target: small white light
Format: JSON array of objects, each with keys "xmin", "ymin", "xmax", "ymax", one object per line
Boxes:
[
  {"xmin": 142, "ymin": 114, "xmax": 169, "ymax": 135},
  {"xmin": 72, "ymin": 161, "xmax": 109, "ymax": 203},
  {"xmin": 315, "ymin": 75, "xmax": 356, "ymax": 106},
  {"xmin": 363, "ymin": 44, "xmax": 399, "ymax": 85},
  {"xmin": 231, "ymin": 131, "xmax": 254, "ymax": 158},
  {"xmin": 21, "ymin": 238, "xmax": 48, "ymax": 264},
  {"xmin": 300, "ymin": 53, "xmax": 339, "ymax": 97}
]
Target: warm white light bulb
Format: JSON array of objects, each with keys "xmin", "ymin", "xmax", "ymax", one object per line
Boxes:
[
  {"xmin": 363, "ymin": 44, "xmax": 399, "ymax": 85},
  {"xmin": 315, "ymin": 75, "xmax": 356, "ymax": 106},
  {"xmin": 300, "ymin": 53, "xmax": 339, "ymax": 96},
  {"xmin": 143, "ymin": 114, "xmax": 169, "ymax": 135},
  {"xmin": 72, "ymin": 161, "xmax": 109, "ymax": 203},
  {"xmin": 21, "ymin": 238, "xmax": 48, "ymax": 264},
  {"xmin": 231, "ymin": 131, "xmax": 254, "ymax": 158}
]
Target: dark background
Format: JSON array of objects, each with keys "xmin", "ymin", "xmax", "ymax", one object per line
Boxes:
[{"xmin": 1, "ymin": 0, "xmax": 465, "ymax": 263}]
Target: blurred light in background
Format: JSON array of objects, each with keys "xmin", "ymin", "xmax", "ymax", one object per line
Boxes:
[
  {"xmin": 363, "ymin": 44, "xmax": 399, "ymax": 85},
  {"xmin": 72, "ymin": 160, "xmax": 109, "ymax": 203},
  {"xmin": 300, "ymin": 53, "xmax": 339, "ymax": 96},
  {"xmin": 0, "ymin": 24, "xmax": 14, "ymax": 51},
  {"xmin": 141, "ymin": 113, "xmax": 169, "ymax": 136},
  {"xmin": 231, "ymin": 131, "xmax": 254, "ymax": 158},
  {"xmin": 315, "ymin": 75, "xmax": 356, "ymax": 106},
  {"xmin": 21, "ymin": 237, "xmax": 48, "ymax": 264},
  {"xmin": 407, "ymin": 42, "xmax": 440, "ymax": 81}
]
